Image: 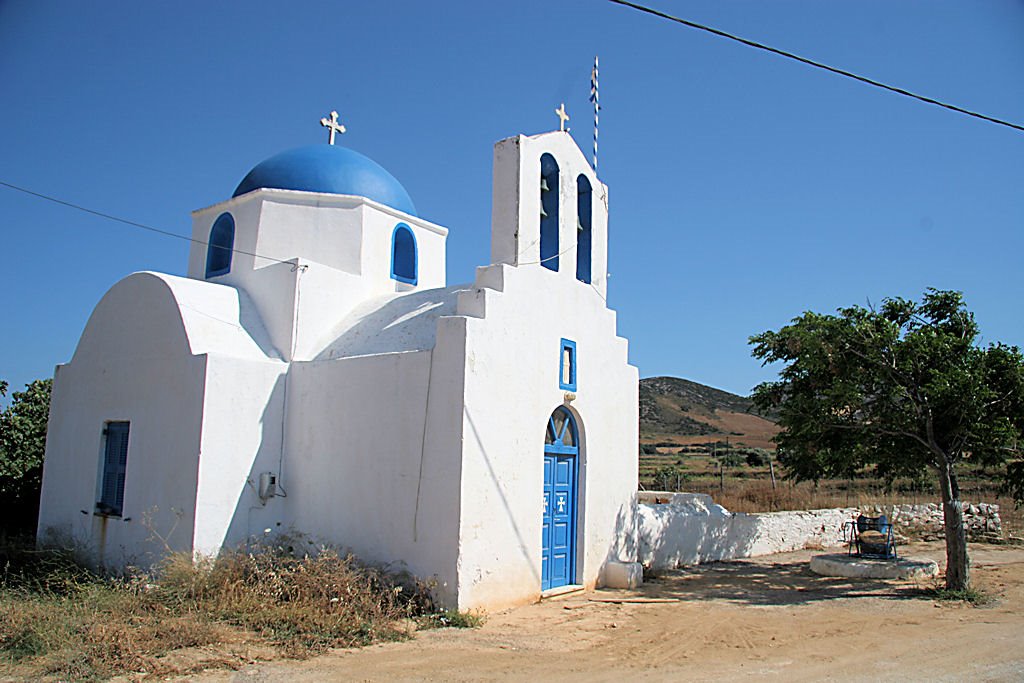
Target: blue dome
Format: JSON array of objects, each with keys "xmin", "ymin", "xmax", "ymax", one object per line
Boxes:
[{"xmin": 233, "ymin": 144, "xmax": 416, "ymax": 216}]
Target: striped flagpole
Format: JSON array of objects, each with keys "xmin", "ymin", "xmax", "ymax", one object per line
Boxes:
[{"xmin": 589, "ymin": 56, "xmax": 600, "ymax": 171}]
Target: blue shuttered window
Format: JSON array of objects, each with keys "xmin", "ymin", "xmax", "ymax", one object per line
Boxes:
[{"xmin": 98, "ymin": 421, "xmax": 130, "ymax": 516}]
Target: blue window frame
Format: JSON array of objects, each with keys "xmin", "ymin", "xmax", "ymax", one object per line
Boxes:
[
  {"xmin": 559, "ymin": 338, "xmax": 577, "ymax": 391},
  {"xmin": 540, "ymin": 154, "xmax": 560, "ymax": 272},
  {"xmin": 98, "ymin": 421, "xmax": 130, "ymax": 517},
  {"xmin": 391, "ymin": 223, "xmax": 418, "ymax": 285},
  {"xmin": 205, "ymin": 212, "xmax": 235, "ymax": 278},
  {"xmin": 576, "ymin": 175, "xmax": 592, "ymax": 284}
]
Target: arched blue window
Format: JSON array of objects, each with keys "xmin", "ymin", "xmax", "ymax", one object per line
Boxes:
[
  {"xmin": 391, "ymin": 223, "xmax": 417, "ymax": 285},
  {"xmin": 576, "ymin": 175, "xmax": 592, "ymax": 284},
  {"xmin": 540, "ymin": 154, "xmax": 560, "ymax": 272},
  {"xmin": 205, "ymin": 212, "xmax": 235, "ymax": 278}
]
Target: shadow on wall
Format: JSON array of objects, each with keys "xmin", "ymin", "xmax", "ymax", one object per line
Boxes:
[
  {"xmin": 216, "ymin": 372, "xmax": 288, "ymax": 558},
  {"xmin": 464, "ymin": 406, "xmax": 540, "ymax": 585},
  {"xmin": 638, "ymin": 492, "xmax": 856, "ymax": 571},
  {"xmin": 600, "ymin": 495, "xmax": 639, "ymax": 582},
  {"xmin": 316, "ymin": 286, "xmax": 469, "ymax": 360}
]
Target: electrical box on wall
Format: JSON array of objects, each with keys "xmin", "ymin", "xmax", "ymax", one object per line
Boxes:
[{"xmin": 258, "ymin": 472, "xmax": 278, "ymax": 502}]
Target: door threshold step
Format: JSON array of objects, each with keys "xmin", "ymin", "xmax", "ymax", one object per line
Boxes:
[{"xmin": 541, "ymin": 584, "xmax": 584, "ymax": 600}]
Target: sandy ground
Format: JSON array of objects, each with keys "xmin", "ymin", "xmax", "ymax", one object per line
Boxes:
[{"xmin": 181, "ymin": 542, "xmax": 1024, "ymax": 682}]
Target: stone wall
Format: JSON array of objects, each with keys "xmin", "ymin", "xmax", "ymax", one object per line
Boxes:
[
  {"xmin": 637, "ymin": 492, "xmax": 1003, "ymax": 570},
  {"xmin": 864, "ymin": 502, "xmax": 1002, "ymax": 542}
]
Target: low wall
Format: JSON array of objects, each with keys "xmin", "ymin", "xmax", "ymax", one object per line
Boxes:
[
  {"xmin": 637, "ymin": 492, "xmax": 1003, "ymax": 570},
  {"xmin": 637, "ymin": 492, "xmax": 856, "ymax": 570},
  {"xmin": 865, "ymin": 502, "xmax": 1001, "ymax": 542}
]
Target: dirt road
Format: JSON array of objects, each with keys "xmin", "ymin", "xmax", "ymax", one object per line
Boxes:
[{"xmin": 186, "ymin": 542, "xmax": 1024, "ymax": 682}]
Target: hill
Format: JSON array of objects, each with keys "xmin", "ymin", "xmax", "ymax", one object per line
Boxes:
[{"xmin": 639, "ymin": 376, "xmax": 779, "ymax": 449}]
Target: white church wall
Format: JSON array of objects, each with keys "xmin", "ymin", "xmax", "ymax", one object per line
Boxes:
[
  {"xmin": 37, "ymin": 273, "xmax": 210, "ymax": 568},
  {"xmin": 192, "ymin": 355, "xmax": 288, "ymax": 556},
  {"xmin": 187, "ymin": 193, "xmax": 263, "ymax": 279},
  {"xmin": 282, "ymin": 349, "xmax": 464, "ymax": 603},
  {"xmin": 451, "ymin": 264, "xmax": 638, "ymax": 611},
  {"xmin": 358, "ymin": 204, "xmax": 447, "ymax": 292},
  {"xmin": 188, "ymin": 191, "xmax": 449, "ymax": 363},
  {"xmin": 255, "ymin": 197, "xmax": 364, "ymax": 275}
]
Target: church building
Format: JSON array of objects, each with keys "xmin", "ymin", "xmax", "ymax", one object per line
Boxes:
[{"xmin": 37, "ymin": 119, "xmax": 641, "ymax": 610}]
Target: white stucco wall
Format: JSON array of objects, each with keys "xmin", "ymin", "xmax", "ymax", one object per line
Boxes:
[
  {"xmin": 451, "ymin": 263, "xmax": 638, "ymax": 611},
  {"xmin": 37, "ymin": 272, "xmax": 285, "ymax": 568},
  {"xmin": 188, "ymin": 191, "xmax": 448, "ymax": 364},
  {"xmin": 281, "ymin": 349, "xmax": 465, "ymax": 605},
  {"xmin": 192, "ymin": 355, "xmax": 288, "ymax": 555},
  {"xmin": 38, "ymin": 274, "xmax": 207, "ymax": 567},
  {"xmin": 637, "ymin": 493, "xmax": 857, "ymax": 569}
]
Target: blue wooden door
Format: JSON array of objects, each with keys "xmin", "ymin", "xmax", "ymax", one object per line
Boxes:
[{"xmin": 542, "ymin": 408, "xmax": 578, "ymax": 591}]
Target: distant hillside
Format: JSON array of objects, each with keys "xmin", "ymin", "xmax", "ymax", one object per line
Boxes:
[{"xmin": 639, "ymin": 376, "xmax": 779, "ymax": 449}]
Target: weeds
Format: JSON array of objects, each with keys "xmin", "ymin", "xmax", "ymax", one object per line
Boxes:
[
  {"xmin": 0, "ymin": 536, "xmax": 478, "ymax": 680},
  {"xmin": 925, "ymin": 585, "xmax": 994, "ymax": 606},
  {"xmin": 417, "ymin": 608, "xmax": 485, "ymax": 629}
]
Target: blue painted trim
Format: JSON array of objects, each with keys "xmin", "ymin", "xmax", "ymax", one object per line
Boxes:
[
  {"xmin": 559, "ymin": 338, "xmax": 577, "ymax": 391},
  {"xmin": 390, "ymin": 223, "xmax": 418, "ymax": 285},
  {"xmin": 205, "ymin": 212, "xmax": 234, "ymax": 278},
  {"xmin": 543, "ymin": 407, "xmax": 579, "ymax": 590}
]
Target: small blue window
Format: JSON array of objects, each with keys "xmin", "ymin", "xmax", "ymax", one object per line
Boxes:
[
  {"xmin": 98, "ymin": 421, "xmax": 130, "ymax": 517},
  {"xmin": 205, "ymin": 212, "xmax": 235, "ymax": 278},
  {"xmin": 540, "ymin": 154, "xmax": 560, "ymax": 272},
  {"xmin": 576, "ymin": 175, "xmax": 592, "ymax": 284},
  {"xmin": 559, "ymin": 338, "xmax": 577, "ymax": 391},
  {"xmin": 391, "ymin": 223, "xmax": 418, "ymax": 285}
]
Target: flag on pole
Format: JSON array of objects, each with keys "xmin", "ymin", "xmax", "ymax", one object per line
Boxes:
[{"xmin": 589, "ymin": 56, "xmax": 600, "ymax": 172}]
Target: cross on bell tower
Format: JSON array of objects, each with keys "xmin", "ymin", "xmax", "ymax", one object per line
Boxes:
[
  {"xmin": 320, "ymin": 110, "xmax": 347, "ymax": 145},
  {"xmin": 555, "ymin": 103, "xmax": 570, "ymax": 132}
]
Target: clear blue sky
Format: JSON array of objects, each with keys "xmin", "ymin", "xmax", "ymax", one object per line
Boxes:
[{"xmin": 2, "ymin": 1, "xmax": 1022, "ymax": 402}]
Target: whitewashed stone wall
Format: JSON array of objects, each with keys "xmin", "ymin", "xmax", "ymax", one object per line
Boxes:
[
  {"xmin": 637, "ymin": 492, "xmax": 856, "ymax": 570},
  {"xmin": 638, "ymin": 492, "xmax": 1004, "ymax": 570}
]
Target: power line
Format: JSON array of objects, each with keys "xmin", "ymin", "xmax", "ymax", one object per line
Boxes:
[
  {"xmin": 0, "ymin": 179, "xmax": 294, "ymax": 266},
  {"xmin": 608, "ymin": 0, "xmax": 1024, "ymax": 134}
]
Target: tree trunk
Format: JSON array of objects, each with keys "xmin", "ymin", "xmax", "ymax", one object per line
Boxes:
[
  {"xmin": 769, "ymin": 460, "xmax": 777, "ymax": 490},
  {"xmin": 937, "ymin": 461, "xmax": 970, "ymax": 591}
]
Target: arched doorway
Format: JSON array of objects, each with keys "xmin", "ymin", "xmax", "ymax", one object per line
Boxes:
[{"xmin": 542, "ymin": 406, "xmax": 579, "ymax": 591}]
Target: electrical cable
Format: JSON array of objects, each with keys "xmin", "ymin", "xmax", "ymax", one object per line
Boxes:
[
  {"xmin": 609, "ymin": 0, "xmax": 1024, "ymax": 134},
  {"xmin": 0, "ymin": 179, "xmax": 295, "ymax": 266}
]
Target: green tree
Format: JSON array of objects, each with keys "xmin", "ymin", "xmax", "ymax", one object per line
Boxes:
[
  {"xmin": 652, "ymin": 464, "xmax": 688, "ymax": 492},
  {"xmin": 0, "ymin": 378, "xmax": 53, "ymax": 534},
  {"xmin": 749, "ymin": 289, "xmax": 1024, "ymax": 591}
]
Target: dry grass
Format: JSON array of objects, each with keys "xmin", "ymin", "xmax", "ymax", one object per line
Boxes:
[{"xmin": 0, "ymin": 537, "xmax": 476, "ymax": 681}]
